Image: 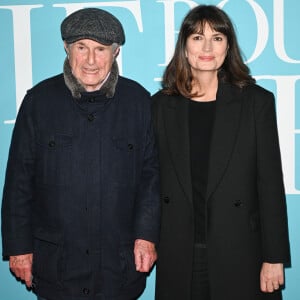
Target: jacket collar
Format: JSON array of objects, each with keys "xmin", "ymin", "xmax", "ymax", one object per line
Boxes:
[
  {"xmin": 205, "ymin": 82, "xmax": 243, "ymax": 200},
  {"xmin": 63, "ymin": 58, "xmax": 119, "ymax": 99},
  {"xmin": 163, "ymin": 82, "xmax": 243, "ymax": 203},
  {"xmin": 164, "ymin": 93, "xmax": 193, "ymax": 203}
]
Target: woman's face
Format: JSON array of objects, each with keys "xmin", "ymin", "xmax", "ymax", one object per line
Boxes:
[{"xmin": 185, "ymin": 22, "xmax": 228, "ymax": 76}]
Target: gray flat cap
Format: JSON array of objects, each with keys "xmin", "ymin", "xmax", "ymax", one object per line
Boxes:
[{"xmin": 61, "ymin": 8, "xmax": 125, "ymax": 45}]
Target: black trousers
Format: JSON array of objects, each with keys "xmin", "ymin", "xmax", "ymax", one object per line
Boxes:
[{"xmin": 191, "ymin": 243, "xmax": 210, "ymax": 300}]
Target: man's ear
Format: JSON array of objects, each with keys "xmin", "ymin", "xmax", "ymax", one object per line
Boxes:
[{"xmin": 64, "ymin": 41, "xmax": 69, "ymax": 54}]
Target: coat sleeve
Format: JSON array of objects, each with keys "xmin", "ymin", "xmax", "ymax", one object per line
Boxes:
[
  {"xmin": 254, "ymin": 89, "xmax": 290, "ymax": 264},
  {"xmin": 133, "ymin": 95, "xmax": 161, "ymax": 245},
  {"xmin": 1, "ymin": 92, "xmax": 35, "ymax": 257}
]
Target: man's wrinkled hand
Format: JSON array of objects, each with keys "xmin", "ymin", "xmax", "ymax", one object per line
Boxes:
[
  {"xmin": 9, "ymin": 253, "xmax": 33, "ymax": 288},
  {"xmin": 134, "ymin": 239, "xmax": 157, "ymax": 273}
]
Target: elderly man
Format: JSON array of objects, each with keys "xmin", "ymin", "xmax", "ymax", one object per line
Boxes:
[{"xmin": 1, "ymin": 8, "xmax": 160, "ymax": 300}]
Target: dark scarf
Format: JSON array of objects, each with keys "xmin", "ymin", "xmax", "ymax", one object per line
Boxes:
[{"xmin": 63, "ymin": 58, "xmax": 119, "ymax": 99}]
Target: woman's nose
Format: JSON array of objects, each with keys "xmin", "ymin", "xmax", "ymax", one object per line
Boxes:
[{"xmin": 202, "ymin": 39, "xmax": 212, "ymax": 51}]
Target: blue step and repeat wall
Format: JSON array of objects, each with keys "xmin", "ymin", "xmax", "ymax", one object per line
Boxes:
[{"xmin": 0, "ymin": 0, "xmax": 299, "ymax": 299}]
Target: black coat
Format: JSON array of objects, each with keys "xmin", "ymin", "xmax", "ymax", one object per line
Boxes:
[
  {"xmin": 1, "ymin": 74, "xmax": 160, "ymax": 300},
  {"xmin": 152, "ymin": 82, "xmax": 290, "ymax": 300}
]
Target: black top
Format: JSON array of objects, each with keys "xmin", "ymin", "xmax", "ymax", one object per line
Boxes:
[{"xmin": 189, "ymin": 99, "xmax": 216, "ymax": 244}]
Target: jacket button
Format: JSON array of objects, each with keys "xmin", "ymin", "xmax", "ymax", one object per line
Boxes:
[
  {"xmin": 48, "ymin": 140, "xmax": 55, "ymax": 147},
  {"xmin": 163, "ymin": 196, "xmax": 170, "ymax": 204},
  {"xmin": 128, "ymin": 143, "xmax": 134, "ymax": 150},
  {"xmin": 87, "ymin": 114, "xmax": 95, "ymax": 121},
  {"xmin": 234, "ymin": 200, "xmax": 242, "ymax": 207},
  {"xmin": 82, "ymin": 288, "xmax": 90, "ymax": 295},
  {"xmin": 88, "ymin": 97, "xmax": 95, "ymax": 103}
]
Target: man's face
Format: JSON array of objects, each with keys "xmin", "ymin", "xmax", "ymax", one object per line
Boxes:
[{"xmin": 65, "ymin": 39, "xmax": 118, "ymax": 92}]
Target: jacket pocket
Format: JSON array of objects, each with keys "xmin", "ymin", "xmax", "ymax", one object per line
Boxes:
[
  {"xmin": 111, "ymin": 137, "xmax": 140, "ymax": 186},
  {"xmin": 249, "ymin": 211, "xmax": 261, "ymax": 232},
  {"xmin": 36, "ymin": 133, "xmax": 72, "ymax": 186},
  {"xmin": 119, "ymin": 244, "xmax": 144, "ymax": 288},
  {"xmin": 32, "ymin": 228, "xmax": 63, "ymax": 284}
]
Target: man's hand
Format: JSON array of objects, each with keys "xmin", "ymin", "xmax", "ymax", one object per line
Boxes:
[
  {"xmin": 9, "ymin": 253, "xmax": 33, "ymax": 288},
  {"xmin": 260, "ymin": 262, "xmax": 284, "ymax": 293},
  {"xmin": 134, "ymin": 239, "xmax": 157, "ymax": 272}
]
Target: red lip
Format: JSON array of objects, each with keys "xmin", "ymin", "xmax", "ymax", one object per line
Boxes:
[{"xmin": 199, "ymin": 56, "xmax": 214, "ymax": 61}]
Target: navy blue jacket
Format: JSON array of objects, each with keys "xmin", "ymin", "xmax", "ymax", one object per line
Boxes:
[{"xmin": 2, "ymin": 74, "xmax": 160, "ymax": 300}]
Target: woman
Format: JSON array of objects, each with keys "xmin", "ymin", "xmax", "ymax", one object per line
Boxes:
[{"xmin": 152, "ymin": 5, "xmax": 290, "ymax": 300}]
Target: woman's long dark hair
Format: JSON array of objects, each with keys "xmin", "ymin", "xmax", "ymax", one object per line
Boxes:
[{"xmin": 162, "ymin": 5, "xmax": 255, "ymax": 97}]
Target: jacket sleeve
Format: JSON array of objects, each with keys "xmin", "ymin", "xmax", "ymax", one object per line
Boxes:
[
  {"xmin": 1, "ymin": 92, "xmax": 35, "ymax": 257},
  {"xmin": 133, "ymin": 95, "xmax": 161, "ymax": 245},
  {"xmin": 254, "ymin": 89, "xmax": 290, "ymax": 264}
]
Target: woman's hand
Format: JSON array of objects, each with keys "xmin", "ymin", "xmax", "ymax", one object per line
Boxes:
[{"xmin": 260, "ymin": 262, "xmax": 284, "ymax": 293}]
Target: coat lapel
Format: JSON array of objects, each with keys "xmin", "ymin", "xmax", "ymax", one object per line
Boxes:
[
  {"xmin": 163, "ymin": 95, "xmax": 193, "ymax": 203},
  {"xmin": 206, "ymin": 83, "xmax": 243, "ymax": 200}
]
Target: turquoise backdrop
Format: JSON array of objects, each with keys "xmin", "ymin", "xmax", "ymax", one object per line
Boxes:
[{"xmin": 0, "ymin": 0, "xmax": 299, "ymax": 299}]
